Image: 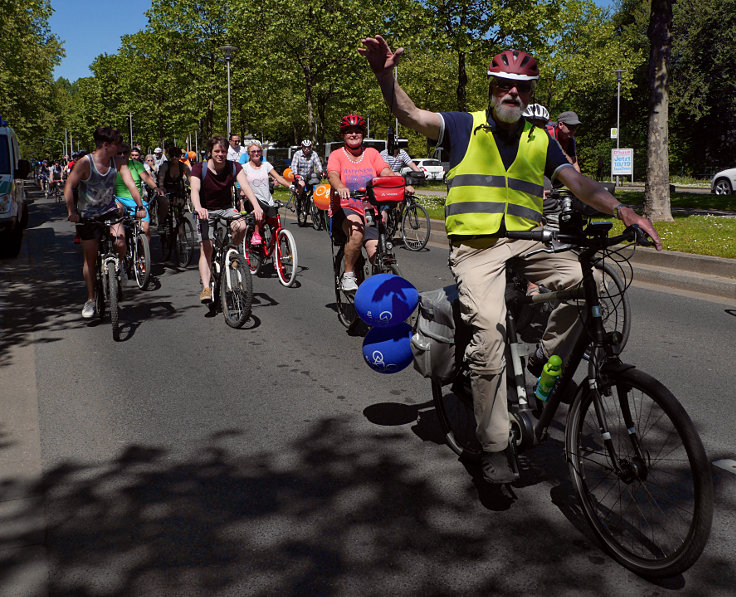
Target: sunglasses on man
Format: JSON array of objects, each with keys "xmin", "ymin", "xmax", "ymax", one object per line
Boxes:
[{"xmin": 492, "ymin": 78, "xmax": 534, "ymax": 93}]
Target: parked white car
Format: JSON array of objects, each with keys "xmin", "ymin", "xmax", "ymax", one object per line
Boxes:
[
  {"xmin": 711, "ymin": 167, "xmax": 736, "ymax": 195},
  {"xmin": 401, "ymin": 158, "xmax": 445, "ymax": 182}
]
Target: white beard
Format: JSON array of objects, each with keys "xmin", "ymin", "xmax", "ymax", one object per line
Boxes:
[{"xmin": 491, "ymin": 94, "xmax": 525, "ymax": 124}]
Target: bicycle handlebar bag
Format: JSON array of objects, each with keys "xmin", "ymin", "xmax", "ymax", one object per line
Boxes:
[{"xmin": 366, "ymin": 176, "xmax": 405, "ymax": 205}]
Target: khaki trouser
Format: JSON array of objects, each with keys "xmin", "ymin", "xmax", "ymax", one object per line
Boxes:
[{"xmin": 449, "ymin": 236, "xmax": 582, "ymax": 451}]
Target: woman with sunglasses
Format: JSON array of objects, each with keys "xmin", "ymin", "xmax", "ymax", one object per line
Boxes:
[{"xmin": 239, "ymin": 141, "xmax": 292, "ymax": 244}]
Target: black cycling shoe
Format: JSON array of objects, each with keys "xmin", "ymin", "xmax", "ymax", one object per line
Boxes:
[{"xmin": 481, "ymin": 447, "xmax": 520, "ymax": 485}]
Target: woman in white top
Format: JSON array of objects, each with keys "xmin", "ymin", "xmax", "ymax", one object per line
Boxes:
[{"xmin": 239, "ymin": 141, "xmax": 292, "ymax": 244}]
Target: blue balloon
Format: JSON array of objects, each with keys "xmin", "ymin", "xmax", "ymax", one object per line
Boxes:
[
  {"xmin": 362, "ymin": 323, "xmax": 414, "ymax": 374},
  {"xmin": 354, "ymin": 274, "xmax": 419, "ymax": 328}
]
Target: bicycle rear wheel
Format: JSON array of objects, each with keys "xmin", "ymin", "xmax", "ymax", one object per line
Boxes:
[
  {"xmin": 107, "ymin": 265, "xmax": 120, "ymax": 341},
  {"xmin": 432, "ymin": 377, "xmax": 482, "ymax": 462},
  {"xmin": 242, "ymin": 223, "xmax": 263, "ymax": 276},
  {"xmin": 175, "ymin": 216, "xmax": 197, "ymax": 268},
  {"xmin": 221, "ymin": 251, "xmax": 253, "ymax": 328},
  {"xmin": 566, "ymin": 367, "xmax": 713, "ymax": 578},
  {"xmin": 401, "ymin": 203, "xmax": 431, "ymax": 251},
  {"xmin": 276, "ymin": 229, "xmax": 298, "ymax": 287}
]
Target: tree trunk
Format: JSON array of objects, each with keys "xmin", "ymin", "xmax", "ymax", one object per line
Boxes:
[
  {"xmin": 644, "ymin": 0, "xmax": 674, "ymax": 222},
  {"xmin": 457, "ymin": 51, "xmax": 467, "ymax": 113},
  {"xmin": 304, "ymin": 67, "xmax": 315, "ymax": 141}
]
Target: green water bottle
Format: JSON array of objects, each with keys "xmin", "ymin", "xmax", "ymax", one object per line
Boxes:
[{"xmin": 534, "ymin": 355, "xmax": 562, "ymax": 402}]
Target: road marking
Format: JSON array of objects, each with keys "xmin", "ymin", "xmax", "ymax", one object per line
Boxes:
[{"xmin": 713, "ymin": 459, "xmax": 736, "ymax": 475}]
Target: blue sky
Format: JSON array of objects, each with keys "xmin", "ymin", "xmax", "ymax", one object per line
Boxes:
[
  {"xmin": 50, "ymin": 0, "xmax": 152, "ymax": 82},
  {"xmin": 50, "ymin": 0, "xmax": 616, "ymax": 83}
]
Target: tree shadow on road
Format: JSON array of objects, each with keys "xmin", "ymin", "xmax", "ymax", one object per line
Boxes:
[{"xmin": 0, "ymin": 416, "xmax": 733, "ymax": 596}]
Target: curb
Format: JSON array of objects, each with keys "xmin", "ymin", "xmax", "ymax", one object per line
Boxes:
[{"xmin": 422, "ymin": 217, "xmax": 736, "ymax": 301}]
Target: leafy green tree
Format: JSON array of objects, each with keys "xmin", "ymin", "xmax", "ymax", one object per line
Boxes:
[
  {"xmin": 0, "ymin": 0, "xmax": 64, "ymax": 151},
  {"xmin": 670, "ymin": 0, "xmax": 736, "ymax": 174}
]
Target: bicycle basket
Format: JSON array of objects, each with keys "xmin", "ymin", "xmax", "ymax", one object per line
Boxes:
[{"xmin": 366, "ymin": 176, "xmax": 405, "ymax": 205}]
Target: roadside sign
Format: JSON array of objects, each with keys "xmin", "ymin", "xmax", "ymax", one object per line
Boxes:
[
  {"xmin": 611, "ymin": 148, "xmax": 633, "ymax": 176},
  {"xmin": 610, "ymin": 128, "xmax": 618, "ymax": 139}
]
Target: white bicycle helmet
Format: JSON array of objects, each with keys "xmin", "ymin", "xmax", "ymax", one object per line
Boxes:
[
  {"xmin": 523, "ymin": 103, "xmax": 550, "ymax": 121},
  {"xmin": 301, "ymin": 139, "xmax": 313, "ymax": 148}
]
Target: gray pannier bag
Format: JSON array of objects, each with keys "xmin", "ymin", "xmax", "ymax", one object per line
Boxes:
[{"xmin": 411, "ymin": 285, "xmax": 470, "ymax": 385}]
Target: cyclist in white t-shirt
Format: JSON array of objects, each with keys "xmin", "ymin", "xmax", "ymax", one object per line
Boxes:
[{"xmin": 239, "ymin": 141, "xmax": 292, "ymax": 244}]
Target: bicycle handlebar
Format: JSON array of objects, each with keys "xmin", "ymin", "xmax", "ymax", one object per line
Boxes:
[
  {"xmin": 507, "ymin": 224, "xmax": 655, "ymax": 250},
  {"xmin": 78, "ymin": 214, "xmax": 126, "ymax": 226}
]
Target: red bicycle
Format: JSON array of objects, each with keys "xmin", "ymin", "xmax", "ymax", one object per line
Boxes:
[{"xmin": 241, "ymin": 200, "xmax": 298, "ymax": 287}]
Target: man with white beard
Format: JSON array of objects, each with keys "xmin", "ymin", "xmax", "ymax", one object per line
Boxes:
[{"xmin": 359, "ymin": 37, "xmax": 661, "ymax": 485}]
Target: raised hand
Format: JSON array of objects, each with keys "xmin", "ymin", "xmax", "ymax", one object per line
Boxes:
[{"xmin": 358, "ymin": 35, "xmax": 404, "ymax": 77}]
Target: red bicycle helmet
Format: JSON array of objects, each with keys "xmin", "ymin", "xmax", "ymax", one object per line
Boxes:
[
  {"xmin": 339, "ymin": 113, "xmax": 367, "ymax": 134},
  {"xmin": 487, "ymin": 50, "xmax": 539, "ymax": 81}
]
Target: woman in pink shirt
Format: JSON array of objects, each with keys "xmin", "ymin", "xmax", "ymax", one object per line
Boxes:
[{"xmin": 327, "ymin": 113, "xmax": 394, "ymax": 291}]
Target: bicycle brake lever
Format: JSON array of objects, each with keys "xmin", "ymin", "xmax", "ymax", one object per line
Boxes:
[{"xmin": 631, "ymin": 224, "xmax": 655, "ymax": 247}]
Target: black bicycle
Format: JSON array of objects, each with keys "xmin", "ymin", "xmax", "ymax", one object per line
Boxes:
[
  {"xmin": 122, "ymin": 214, "xmax": 151, "ymax": 290},
  {"xmin": 427, "ymin": 214, "xmax": 713, "ymax": 578},
  {"xmin": 333, "ymin": 177, "xmax": 404, "ymax": 328},
  {"xmin": 385, "ymin": 190, "xmax": 431, "ymax": 251},
  {"xmin": 79, "ymin": 214, "xmax": 126, "ymax": 341},
  {"xmin": 202, "ymin": 212, "xmax": 253, "ymax": 328},
  {"xmin": 160, "ymin": 192, "xmax": 197, "ymax": 267},
  {"xmin": 294, "ymin": 172, "xmax": 322, "ymax": 227}
]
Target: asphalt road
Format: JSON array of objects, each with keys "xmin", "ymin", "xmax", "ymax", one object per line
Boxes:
[{"xmin": 1, "ymin": 191, "xmax": 735, "ymax": 596}]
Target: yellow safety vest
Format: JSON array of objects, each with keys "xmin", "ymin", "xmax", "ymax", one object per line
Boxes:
[{"xmin": 445, "ymin": 111, "xmax": 549, "ymax": 236}]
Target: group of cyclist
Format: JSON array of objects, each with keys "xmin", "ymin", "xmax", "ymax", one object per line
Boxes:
[{"xmin": 59, "ymin": 37, "xmax": 664, "ymax": 489}]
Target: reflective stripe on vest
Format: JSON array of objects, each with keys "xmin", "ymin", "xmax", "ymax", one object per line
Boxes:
[{"xmin": 444, "ymin": 111, "xmax": 549, "ymax": 236}]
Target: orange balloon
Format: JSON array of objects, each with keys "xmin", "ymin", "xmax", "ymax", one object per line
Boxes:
[
  {"xmin": 313, "ymin": 183, "xmax": 331, "ymax": 210},
  {"xmin": 283, "ymin": 167, "xmax": 294, "ymax": 182}
]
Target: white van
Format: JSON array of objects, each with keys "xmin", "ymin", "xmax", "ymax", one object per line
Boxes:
[{"xmin": 0, "ymin": 117, "xmax": 31, "ymax": 257}]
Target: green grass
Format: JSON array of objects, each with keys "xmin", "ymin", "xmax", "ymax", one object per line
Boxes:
[{"xmin": 413, "ymin": 189, "xmax": 736, "ymax": 259}]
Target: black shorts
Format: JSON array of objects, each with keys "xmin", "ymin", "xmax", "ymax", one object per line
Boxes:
[
  {"xmin": 333, "ymin": 207, "xmax": 378, "ymax": 243},
  {"xmin": 75, "ymin": 211, "xmax": 118, "ymax": 241}
]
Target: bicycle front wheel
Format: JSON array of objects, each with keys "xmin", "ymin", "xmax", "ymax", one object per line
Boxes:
[
  {"xmin": 566, "ymin": 367, "xmax": 713, "ymax": 578},
  {"xmin": 334, "ymin": 247, "xmax": 362, "ymax": 328},
  {"xmin": 175, "ymin": 216, "xmax": 197, "ymax": 268},
  {"xmin": 95, "ymin": 268, "xmax": 106, "ymax": 322},
  {"xmin": 134, "ymin": 233, "xmax": 151, "ymax": 289},
  {"xmin": 107, "ymin": 265, "xmax": 120, "ymax": 341},
  {"xmin": 310, "ymin": 201, "xmax": 323, "ymax": 230},
  {"xmin": 221, "ymin": 251, "xmax": 253, "ymax": 328},
  {"xmin": 401, "ymin": 203, "xmax": 431, "ymax": 251},
  {"xmin": 276, "ymin": 229, "xmax": 298, "ymax": 287},
  {"xmin": 296, "ymin": 196, "xmax": 309, "ymax": 227}
]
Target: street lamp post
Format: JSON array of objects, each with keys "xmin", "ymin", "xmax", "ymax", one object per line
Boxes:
[
  {"xmin": 613, "ymin": 69, "xmax": 624, "ymax": 185},
  {"xmin": 219, "ymin": 45, "xmax": 238, "ymax": 135}
]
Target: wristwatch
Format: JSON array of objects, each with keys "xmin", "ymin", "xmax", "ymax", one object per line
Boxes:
[{"xmin": 613, "ymin": 203, "xmax": 627, "ymax": 220}]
